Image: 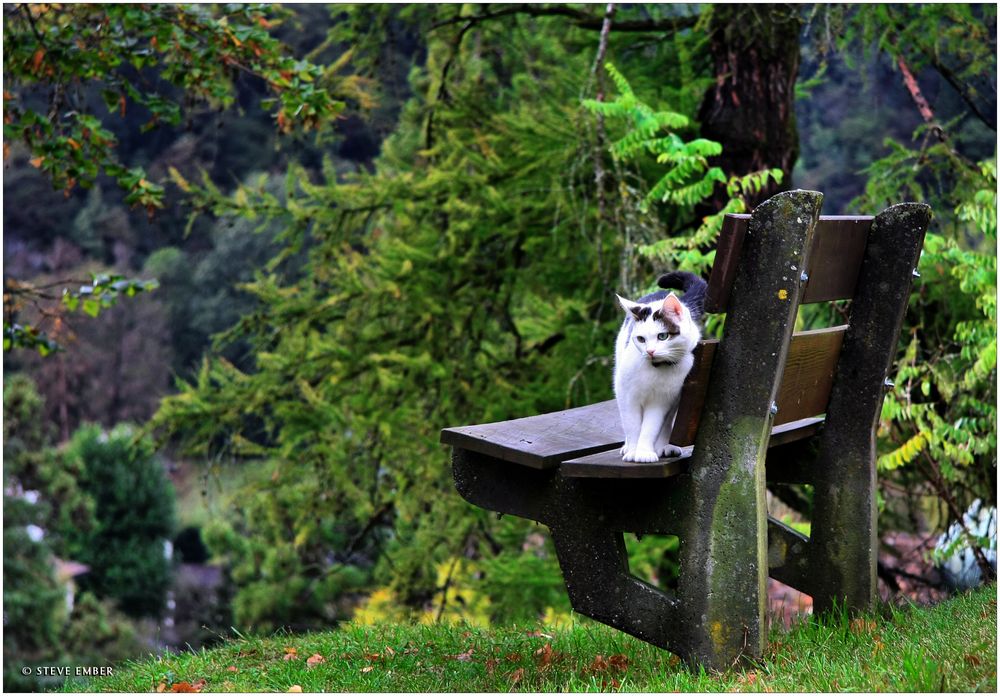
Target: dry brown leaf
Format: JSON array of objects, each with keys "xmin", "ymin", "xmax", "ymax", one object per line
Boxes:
[
  {"xmin": 156, "ymin": 682, "xmax": 167, "ymax": 693},
  {"xmin": 964, "ymin": 654, "xmax": 983, "ymax": 667},
  {"xmin": 384, "ymin": 646, "xmax": 395, "ymax": 657},
  {"xmin": 361, "ymin": 665, "xmax": 374, "ymax": 674},
  {"xmin": 226, "ymin": 666, "xmax": 238, "ymax": 673},
  {"xmin": 306, "ymin": 653, "xmax": 325, "ymax": 668},
  {"xmin": 283, "ymin": 647, "xmax": 299, "ymax": 661},
  {"xmin": 510, "ymin": 667, "xmax": 525, "ymax": 685},
  {"xmin": 585, "ymin": 655, "xmax": 610, "ymax": 674},
  {"xmin": 609, "ymin": 654, "xmax": 629, "ymax": 671},
  {"xmin": 287, "ymin": 686, "xmax": 303, "ymax": 693},
  {"xmin": 534, "ymin": 643, "xmax": 553, "ymax": 667},
  {"xmin": 485, "ymin": 658, "xmax": 499, "ymax": 675},
  {"xmin": 169, "ymin": 679, "xmax": 206, "ymax": 693},
  {"xmin": 453, "ymin": 647, "xmax": 474, "ymax": 661}
]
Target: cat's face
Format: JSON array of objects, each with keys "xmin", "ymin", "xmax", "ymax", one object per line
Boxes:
[{"xmin": 617, "ymin": 293, "xmax": 699, "ymax": 365}]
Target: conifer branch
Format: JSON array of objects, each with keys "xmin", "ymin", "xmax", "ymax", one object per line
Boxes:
[{"xmin": 430, "ymin": 4, "xmax": 698, "ymax": 34}]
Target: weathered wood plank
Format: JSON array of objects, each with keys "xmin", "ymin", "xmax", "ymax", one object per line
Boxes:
[
  {"xmin": 772, "ymin": 326, "xmax": 846, "ymax": 426},
  {"xmin": 440, "ymin": 400, "xmax": 622, "ymax": 469},
  {"xmin": 560, "ymin": 416, "xmax": 824, "ymax": 479},
  {"xmin": 670, "ymin": 326, "xmax": 846, "ymax": 446},
  {"xmin": 560, "ymin": 446, "xmax": 693, "ymax": 479},
  {"xmin": 705, "ymin": 215, "xmax": 873, "ymax": 313}
]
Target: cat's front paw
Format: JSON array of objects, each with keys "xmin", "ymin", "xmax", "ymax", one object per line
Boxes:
[
  {"xmin": 625, "ymin": 448, "xmax": 659, "ymax": 463},
  {"xmin": 660, "ymin": 444, "xmax": 683, "ymax": 459}
]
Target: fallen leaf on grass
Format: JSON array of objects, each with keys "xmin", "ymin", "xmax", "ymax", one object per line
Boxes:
[
  {"xmin": 583, "ymin": 654, "xmax": 629, "ymax": 677},
  {"xmin": 226, "ymin": 666, "xmax": 238, "ymax": 673},
  {"xmin": 534, "ymin": 643, "xmax": 552, "ymax": 664},
  {"xmin": 505, "ymin": 652, "xmax": 522, "ymax": 663},
  {"xmin": 485, "ymin": 658, "xmax": 499, "ymax": 675},
  {"xmin": 965, "ymin": 654, "xmax": 983, "ymax": 667},
  {"xmin": 585, "ymin": 655, "xmax": 610, "ymax": 674},
  {"xmin": 361, "ymin": 666, "xmax": 374, "ymax": 674},
  {"xmin": 156, "ymin": 683, "xmax": 167, "ymax": 693},
  {"xmin": 452, "ymin": 648, "xmax": 474, "ymax": 661},
  {"xmin": 287, "ymin": 686, "xmax": 303, "ymax": 693},
  {"xmin": 384, "ymin": 646, "xmax": 396, "ymax": 657},
  {"xmin": 608, "ymin": 655, "xmax": 629, "ymax": 670},
  {"xmin": 306, "ymin": 653, "xmax": 326, "ymax": 668},
  {"xmin": 283, "ymin": 647, "xmax": 299, "ymax": 661},
  {"xmin": 510, "ymin": 667, "xmax": 525, "ymax": 685},
  {"xmin": 525, "ymin": 629, "xmax": 553, "ymax": 639},
  {"xmin": 170, "ymin": 679, "xmax": 206, "ymax": 693}
]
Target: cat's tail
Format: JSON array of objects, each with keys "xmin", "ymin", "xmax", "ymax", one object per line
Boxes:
[{"xmin": 657, "ymin": 271, "xmax": 707, "ymax": 322}]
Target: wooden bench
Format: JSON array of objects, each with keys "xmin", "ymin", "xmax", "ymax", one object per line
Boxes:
[{"xmin": 441, "ymin": 190, "xmax": 930, "ymax": 670}]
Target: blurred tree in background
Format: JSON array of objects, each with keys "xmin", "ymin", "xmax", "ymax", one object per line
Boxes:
[
  {"xmin": 62, "ymin": 424, "xmax": 176, "ymax": 618},
  {"xmin": 3, "ymin": 2, "xmax": 996, "ymax": 650},
  {"xmin": 3, "ymin": 376, "xmax": 140, "ymax": 691}
]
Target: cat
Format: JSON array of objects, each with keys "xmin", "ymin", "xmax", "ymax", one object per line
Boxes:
[{"xmin": 613, "ymin": 271, "xmax": 706, "ymax": 463}]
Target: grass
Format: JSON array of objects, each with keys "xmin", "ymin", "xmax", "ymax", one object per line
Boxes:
[{"xmin": 64, "ymin": 584, "xmax": 996, "ymax": 693}]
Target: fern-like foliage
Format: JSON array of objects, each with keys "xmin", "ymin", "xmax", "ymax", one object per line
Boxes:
[{"xmin": 584, "ymin": 63, "xmax": 783, "ymax": 281}]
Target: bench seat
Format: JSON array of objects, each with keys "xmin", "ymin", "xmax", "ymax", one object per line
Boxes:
[{"xmin": 441, "ymin": 400, "xmax": 825, "ymax": 478}]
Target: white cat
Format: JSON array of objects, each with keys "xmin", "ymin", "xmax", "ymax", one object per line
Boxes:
[{"xmin": 613, "ymin": 273, "xmax": 705, "ymax": 463}]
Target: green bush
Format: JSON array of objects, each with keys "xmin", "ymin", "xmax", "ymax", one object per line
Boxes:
[{"xmin": 63, "ymin": 424, "xmax": 176, "ymax": 617}]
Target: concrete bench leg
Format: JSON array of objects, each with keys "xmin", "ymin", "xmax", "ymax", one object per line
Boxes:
[
  {"xmin": 677, "ymin": 190, "xmax": 824, "ymax": 669},
  {"xmin": 809, "ymin": 202, "xmax": 931, "ymax": 614},
  {"xmin": 549, "ymin": 523, "xmax": 686, "ymax": 659}
]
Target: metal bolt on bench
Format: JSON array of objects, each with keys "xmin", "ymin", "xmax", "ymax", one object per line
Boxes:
[{"xmin": 441, "ymin": 190, "xmax": 931, "ymax": 671}]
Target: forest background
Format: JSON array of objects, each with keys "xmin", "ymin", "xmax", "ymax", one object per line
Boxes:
[{"xmin": 2, "ymin": 3, "xmax": 996, "ymax": 691}]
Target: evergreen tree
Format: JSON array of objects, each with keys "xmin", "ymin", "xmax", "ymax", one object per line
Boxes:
[{"xmin": 63, "ymin": 424, "xmax": 176, "ymax": 618}]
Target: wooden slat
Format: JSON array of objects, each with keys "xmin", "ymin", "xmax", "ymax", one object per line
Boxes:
[
  {"xmin": 440, "ymin": 399, "xmax": 622, "ymax": 469},
  {"xmin": 561, "ymin": 446, "xmax": 693, "ymax": 479},
  {"xmin": 705, "ymin": 215, "xmax": 873, "ymax": 313},
  {"xmin": 772, "ymin": 326, "xmax": 845, "ymax": 426},
  {"xmin": 670, "ymin": 326, "xmax": 846, "ymax": 446},
  {"xmin": 560, "ymin": 417, "xmax": 825, "ymax": 479}
]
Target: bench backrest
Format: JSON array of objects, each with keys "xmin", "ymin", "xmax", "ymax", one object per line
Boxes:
[{"xmin": 668, "ymin": 213, "xmax": 890, "ymax": 447}]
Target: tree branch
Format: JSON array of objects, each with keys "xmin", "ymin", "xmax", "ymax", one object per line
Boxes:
[
  {"xmin": 897, "ymin": 56, "xmax": 937, "ymax": 128},
  {"xmin": 919, "ymin": 452, "xmax": 996, "ymax": 583},
  {"xmin": 591, "ymin": 4, "xmax": 616, "ymax": 240},
  {"xmin": 915, "ymin": 44, "xmax": 997, "ymax": 132},
  {"xmin": 430, "ymin": 4, "xmax": 698, "ymax": 34}
]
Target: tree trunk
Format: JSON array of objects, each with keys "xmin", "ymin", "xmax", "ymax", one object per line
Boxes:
[{"xmin": 698, "ymin": 4, "xmax": 802, "ymax": 209}]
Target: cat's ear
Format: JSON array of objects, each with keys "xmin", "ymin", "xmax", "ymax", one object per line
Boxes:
[
  {"xmin": 617, "ymin": 294, "xmax": 650, "ymax": 321},
  {"xmin": 662, "ymin": 293, "xmax": 685, "ymax": 319},
  {"xmin": 616, "ymin": 294, "xmax": 639, "ymax": 314}
]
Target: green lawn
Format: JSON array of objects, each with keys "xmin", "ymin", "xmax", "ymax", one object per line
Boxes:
[{"xmin": 65, "ymin": 584, "xmax": 996, "ymax": 692}]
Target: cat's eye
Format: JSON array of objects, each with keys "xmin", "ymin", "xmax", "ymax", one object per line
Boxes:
[
  {"xmin": 636, "ymin": 336, "xmax": 646, "ymax": 343},
  {"xmin": 657, "ymin": 332, "xmax": 669, "ymax": 340}
]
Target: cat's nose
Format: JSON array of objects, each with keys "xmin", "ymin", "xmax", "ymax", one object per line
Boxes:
[{"xmin": 647, "ymin": 349, "xmax": 655, "ymax": 357}]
